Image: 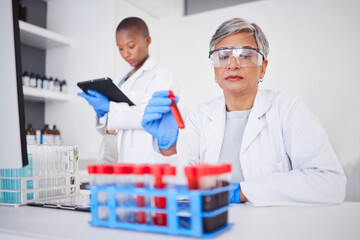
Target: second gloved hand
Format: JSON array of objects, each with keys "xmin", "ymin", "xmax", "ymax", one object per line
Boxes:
[
  {"xmin": 229, "ymin": 183, "xmax": 241, "ymax": 203},
  {"xmin": 77, "ymin": 90, "xmax": 110, "ymax": 118},
  {"xmin": 141, "ymin": 91, "xmax": 179, "ymax": 149}
]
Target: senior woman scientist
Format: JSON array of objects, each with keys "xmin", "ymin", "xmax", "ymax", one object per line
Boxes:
[{"xmin": 141, "ymin": 18, "xmax": 346, "ymax": 206}]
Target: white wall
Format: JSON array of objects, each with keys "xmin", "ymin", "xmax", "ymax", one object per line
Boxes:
[{"xmin": 159, "ymin": 0, "xmax": 360, "ymax": 200}]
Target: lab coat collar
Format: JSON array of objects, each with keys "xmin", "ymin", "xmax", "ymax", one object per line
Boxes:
[
  {"xmin": 127, "ymin": 57, "xmax": 156, "ymax": 76},
  {"xmin": 203, "ymin": 95, "xmax": 226, "ymax": 164},
  {"xmin": 204, "ymin": 89, "xmax": 272, "ymax": 120},
  {"xmin": 202, "ymin": 90, "xmax": 273, "ymax": 163},
  {"xmin": 121, "ymin": 57, "xmax": 156, "ymax": 90},
  {"xmin": 240, "ymin": 89, "xmax": 273, "ymax": 155}
]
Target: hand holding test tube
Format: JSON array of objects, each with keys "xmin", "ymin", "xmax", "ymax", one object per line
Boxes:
[{"xmin": 142, "ymin": 90, "xmax": 184, "ymax": 149}]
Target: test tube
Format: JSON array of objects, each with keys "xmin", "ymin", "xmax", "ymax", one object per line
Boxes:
[
  {"xmin": 218, "ymin": 164, "xmax": 231, "ymax": 187},
  {"xmin": 87, "ymin": 165, "xmax": 98, "ymax": 185},
  {"xmin": 168, "ymin": 90, "xmax": 185, "ymax": 129},
  {"xmin": 97, "ymin": 165, "xmax": 114, "ymax": 205},
  {"xmin": 151, "ymin": 164, "xmax": 166, "ymax": 226},
  {"xmin": 163, "ymin": 165, "xmax": 176, "ymax": 189},
  {"xmin": 114, "ymin": 164, "xmax": 133, "ymax": 223},
  {"xmin": 134, "ymin": 164, "xmax": 150, "ymax": 224},
  {"xmin": 217, "ymin": 164, "xmax": 231, "ymax": 208},
  {"xmin": 96, "ymin": 164, "xmax": 114, "ymax": 222}
]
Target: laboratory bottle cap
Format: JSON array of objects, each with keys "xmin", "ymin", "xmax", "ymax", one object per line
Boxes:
[
  {"xmin": 87, "ymin": 165, "xmax": 98, "ymax": 174},
  {"xmin": 164, "ymin": 165, "xmax": 176, "ymax": 176},
  {"xmin": 114, "ymin": 164, "xmax": 133, "ymax": 174},
  {"xmin": 97, "ymin": 165, "xmax": 114, "ymax": 174}
]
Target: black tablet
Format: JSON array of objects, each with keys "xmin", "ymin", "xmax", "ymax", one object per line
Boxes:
[{"xmin": 77, "ymin": 77, "xmax": 134, "ymax": 105}]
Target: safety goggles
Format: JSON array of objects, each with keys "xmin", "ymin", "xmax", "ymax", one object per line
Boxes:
[{"xmin": 209, "ymin": 46, "xmax": 265, "ymax": 68}]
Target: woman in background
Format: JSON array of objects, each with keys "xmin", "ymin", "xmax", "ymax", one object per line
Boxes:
[{"xmin": 79, "ymin": 17, "xmax": 174, "ymax": 164}]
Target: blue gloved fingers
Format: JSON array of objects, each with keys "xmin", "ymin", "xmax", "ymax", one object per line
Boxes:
[
  {"xmin": 78, "ymin": 92, "xmax": 98, "ymax": 105},
  {"xmin": 144, "ymin": 106, "xmax": 172, "ymax": 115},
  {"xmin": 151, "ymin": 91, "xmax": 179, "ymax": 102},
  {"xmin": 77, "ymin": 92, "xmax": 91, "ymax": 100},
  {"xmin": 152, "ymin": 90, "xmax": 172, "ymax": 98},
  {"xmin": 141, "ymin": 113, "xmax": 163, "ymax": 128},
  {"xmin": 174, "ymin": 96, "xmax": 179, "ymax": 103},
  {"xmin": 86, "ymin": 89, "xmax": 105, "ymax": 98},
  {"xmin": 148, "ymin": 97, "xmax": 172, "ymax": 107},
  {"xmin": 229, "ymin": 183, "xmax": 241, "ymax": 203}
]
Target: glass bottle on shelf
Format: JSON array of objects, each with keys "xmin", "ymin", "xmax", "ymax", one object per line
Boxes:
[
  {"xmin": 52, "ymin": 125, "xmax": 61, "ymax": 146},
  {"xmin": 18, "ymin": 0, "xmax": 27, "ymax": 22},
  {"xmin": 42, "ymin": 76, "xmax": 49, "ymax": 90},
  {"xmin": 22, "ymin": 71, "xmax": 30, "ymax": 87},
  {"xmin": 36, "ymin": 74, "xmax": 43, "ymax": 89},
  {"xmin": 43, "ymin": 125, "xmax": 53, "ymax": 145},
  {"xmin": 48, "ymin": 77, "xmax": 54, "ymax": 91},
  {"xmin": 60, "ymin": 80, "xmax": 67, "ymax": 93},
  {"xmin": 41, "ymin": 124, "xmax": 49, "ymax": 145},
  {"xmin": 26, "ymin": 124, "xmax": 36, "ymax": 145},
  {"xmin": 54, "ymin": 78, "xmax": 61, "ymax": 92},
  {"xmin": 29, "ymin": 72, "xmax": 37, "ymax": 88}
]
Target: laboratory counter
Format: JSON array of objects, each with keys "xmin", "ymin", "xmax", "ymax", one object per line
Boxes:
[{"xmin": 0, "ymin": 202, "xmax": 360, "ymax": 240}]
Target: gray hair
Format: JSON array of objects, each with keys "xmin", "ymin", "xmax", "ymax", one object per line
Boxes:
[{"xmin": 209, "ymin": 18, "xmax": 269, "ymax": 59}]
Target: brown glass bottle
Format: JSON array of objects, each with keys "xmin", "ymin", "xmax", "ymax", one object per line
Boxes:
[
  {"xmin": 18, "ymin": 0, "xmax": 27, "ymax": 22},
  {"xmin": 41, "ymin": 124, "xmax": 49, "ymax": 144},
  {"xmin": 26, "ymin": 124, "xmax": 36, "ymax": 145},
  {"xmin": 52, "ymin": 125, "xmax": 61, "ymax": 145}
]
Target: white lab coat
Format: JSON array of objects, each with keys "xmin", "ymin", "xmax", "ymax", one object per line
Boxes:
[
  {"xmin": 177, "ymin": 89, "xmax": 347, "ymax": 206},
  {"xmin": 96, "ymin": 57, "xmax": 174, "ymax": 164}
]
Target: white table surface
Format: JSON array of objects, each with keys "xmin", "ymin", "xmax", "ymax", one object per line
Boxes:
[{"xmin": 0, "ymin": 202, "xmax": 360, "ymax": 240}]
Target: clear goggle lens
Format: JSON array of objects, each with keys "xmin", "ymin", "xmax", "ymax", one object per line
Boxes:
[{"xmin": 209, "ymin": 47, "xmax": 264, "ymax": 68}]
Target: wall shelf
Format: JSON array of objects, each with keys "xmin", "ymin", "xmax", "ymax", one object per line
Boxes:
[
  {"xmin": 19, "ymin": 20, "xmax": 71, "ymax": 49},
  {"xmin": 23, "ymin": 86, "xmax": 70, "ymax": 102}
]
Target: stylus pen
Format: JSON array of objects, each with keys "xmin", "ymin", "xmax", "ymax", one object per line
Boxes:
[{"xmin": 168, "ymin": 90, "xmax": 185, "ymax": 129}]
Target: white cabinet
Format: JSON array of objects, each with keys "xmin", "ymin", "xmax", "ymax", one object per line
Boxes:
[{"xmin": 19, "ymin": 20, "xmax": 71, "ymax": 102}]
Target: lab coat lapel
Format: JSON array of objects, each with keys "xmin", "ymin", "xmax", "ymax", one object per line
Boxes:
[
  {"xmin": 121, "ymin": 57, "xmax": 155, "ymax": 92},
  {"xmin": 241, "ymin": 90, "xmax": 272, "ymax": 155},
  {"xmin": 203, "ymin": 97, "xmax": 226, "ymax": 164}
]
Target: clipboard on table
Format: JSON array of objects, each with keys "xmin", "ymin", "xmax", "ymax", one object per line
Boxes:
[{"xmin": 77, "ymin": 77, "xmax": 135, "ymax": 106}]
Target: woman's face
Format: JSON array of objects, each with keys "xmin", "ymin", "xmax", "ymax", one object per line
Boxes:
[
  {"xmin": 213, "ymin": 32, "xmax": 268, "ymax": 97},
  {"xmin": 116, "ymin": 27, "xmax": 151, "ymax": 70}
]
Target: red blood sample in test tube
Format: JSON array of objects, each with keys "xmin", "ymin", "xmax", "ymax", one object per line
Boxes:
[
  {"xmin": 134, "ymin": 164, "xmax": 149, "ymax": 224},
  {"xmin": 151, "ymin": 164, "xmax": 167, "ymax": 226},
  {"xmin": 168, "ymin": 90, "xmax": 185, "ymax": 129}
]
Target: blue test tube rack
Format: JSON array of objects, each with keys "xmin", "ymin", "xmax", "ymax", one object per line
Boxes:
[{"xmin": 88, "ymin": 184, "xmax": 234, "ymax": 238}]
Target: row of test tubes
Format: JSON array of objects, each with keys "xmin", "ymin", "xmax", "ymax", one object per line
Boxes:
[
  {"xmin": 0, "ymin": 145, "xmax": 79, "ymax": 204},
  {"xmin": 26, "ymin": 145, "xmax": 79, "ymax": 177},
  {"xmin": 88, "ymin": 164, "xmax": 176, "ymax": 226},
  {"xmin": 88, "ymin": 163, "xmax": 232, "ymax": 227}
]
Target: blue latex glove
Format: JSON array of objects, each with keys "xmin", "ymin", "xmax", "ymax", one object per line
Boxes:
[
  {"xmin": 141, "ymin": 91, "xmax": 179, "ymax": 149},
  {"xmin": 77, "ymin": 90, "xmax": 110, "ymax": 118},
  {"xmin": 229, "ymin": 183, "xmax": 241, "ymax": 203}
]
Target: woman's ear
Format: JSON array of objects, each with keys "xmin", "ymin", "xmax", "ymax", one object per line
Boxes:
[
  {"xmin": 259, "ymin": 60, "xmax": 268, "ymax": 79},
  {"xmin": 146, "ymin": 36, "xmax": 151, "ymax": 47}
]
